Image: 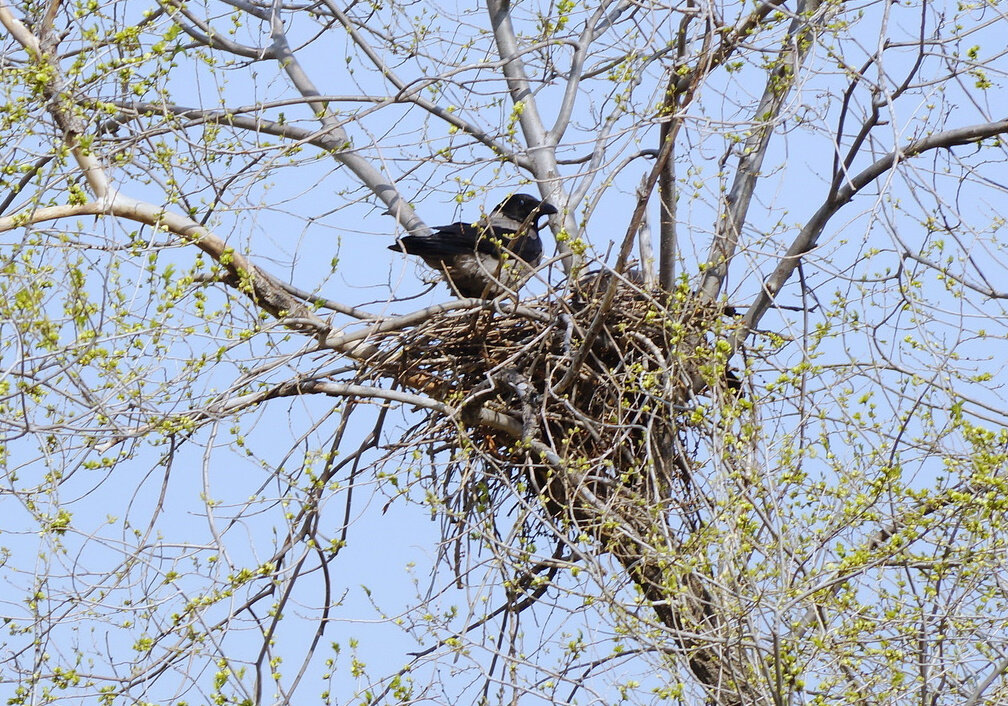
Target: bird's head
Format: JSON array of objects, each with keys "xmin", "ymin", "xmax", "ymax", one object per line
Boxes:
[{"xmin": 493, "ymin": 193, "xmax": 558, "ymax": 227}]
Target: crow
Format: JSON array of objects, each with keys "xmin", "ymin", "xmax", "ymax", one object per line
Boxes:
[{"xmin": 389, "ymin": 193, "xmax": 558, "ymax": 298}]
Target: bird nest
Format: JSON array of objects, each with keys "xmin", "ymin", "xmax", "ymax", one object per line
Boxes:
[{"xmin": 367, "ymin": 274, "xmax": 744, "ymax": 528}]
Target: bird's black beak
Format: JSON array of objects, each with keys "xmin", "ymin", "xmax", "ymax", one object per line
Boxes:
[{"xmin": 537, "ymin": 201, "xmax": 559, "ymax": 217}]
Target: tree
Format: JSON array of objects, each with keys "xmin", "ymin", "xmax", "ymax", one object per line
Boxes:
[{"xmin": 2, "ymin": 0, "xmax": 1008, "ymax": 703}]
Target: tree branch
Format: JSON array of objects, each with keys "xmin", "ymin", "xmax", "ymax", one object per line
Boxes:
[
  {"xmin": 1, "ymin": 0, "xmax": 110, "ymax": 199},
  {"xmin": 739, "ymin": 117, "xmax": 1008, "ymax": 345},
  {"xmin": 486, "ymin": 0, "xmax": 576, "ymax": 266},
  {"xmin": 263, "ymin": 0, "xmax": 426, "ymax": 236},
  {"xmin": 322, "ymin": 0, "xmax": 525, "ymax": 168},
  {"xmin": 548, "ymin": 1, "xmax": 616, "ymax": 144},
  {"xmin": 160, "ymin": 0, "xmax": 275, "ymax": 59},
  {"xmin": 699, "ymin": 0, "xmax": 825, "ymax": 301},
  {"xmin": 0, "ymin": 195, "xmax": 324, "ymax": 327}
]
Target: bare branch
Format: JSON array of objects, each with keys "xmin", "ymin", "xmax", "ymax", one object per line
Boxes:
[
  {"xmin": 548, "ymin": 2, "xmax": 617, "ymax": 144},
  {"xmin": 486, "ymin": 0, "xmax": 576, "ymax": 265},
  {"xmin": 160, "ymin": 0, "xmax": 275, "ymax": 59},
  {"xmin": 322, "ymin": 0, "xmax": 525, "ymax": 168}
]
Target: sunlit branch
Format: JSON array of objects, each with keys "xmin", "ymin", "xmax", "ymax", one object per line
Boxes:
[
  {"xmin": 548, "ymin": 2, "xmax": 615, "ymax": 144},
  {"xmin": 0, "ymin": 0, "xmax": 110, "ymax": 199},
  {"xmin": 160, "ymin": 0, "xmax": 275, "ymax": 59},
  {"xmin": 486, "ymin": 0, "xmax": 576, "ymax": 265},
  {"xmin": 636, "ymin": 176, "xmax": 657, "ymax": 286},
  {"xmin": 0, "ymin": 195, "xmax": 324, "ymax": 327}
]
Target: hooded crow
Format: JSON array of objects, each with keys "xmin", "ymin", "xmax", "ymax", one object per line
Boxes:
[{"xmin": 389, "ymin": 193, "xmax": 558, "ymax": 298}]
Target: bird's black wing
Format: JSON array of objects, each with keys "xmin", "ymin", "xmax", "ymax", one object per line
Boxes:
[{"xmin": 389, "ymin": 222, "xmax": 518, "ymax": 258}]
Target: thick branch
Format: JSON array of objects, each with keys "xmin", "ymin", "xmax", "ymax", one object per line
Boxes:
[
  {"xmin": 486, "ymin": 0, "xmax": 576, "ymax": 265},
  {"xmin": 658, "ymin": 100, "xmax": 677, "ymax": 290},
  {"xmin": 549, "ymin": 2, "xmax": 616, "ymax": 144}
]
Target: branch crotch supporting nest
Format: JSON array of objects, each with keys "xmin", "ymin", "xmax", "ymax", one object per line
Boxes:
[{"xmin": 461, "ymin": 368, "xmax": 540, "ymax": 443}]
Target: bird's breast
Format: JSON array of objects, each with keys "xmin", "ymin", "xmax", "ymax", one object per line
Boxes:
[{"xmin": 426, "ymin": 251, "xmax": 537, "ymax": 298}]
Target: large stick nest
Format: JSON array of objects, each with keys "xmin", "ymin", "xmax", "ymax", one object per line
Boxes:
[{"xmin": 368, "ymin": 273, "xmax": 744, "ymax": 518}]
